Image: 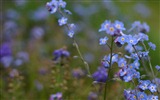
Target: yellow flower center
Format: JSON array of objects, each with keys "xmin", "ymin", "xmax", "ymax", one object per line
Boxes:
[
  {"xmin": 121, "ymin": 38, "xmax": 125, "ymax": 41},
  {"xmin": 110, "ymin": 27, "xmax": 114, "ymax": 32}
]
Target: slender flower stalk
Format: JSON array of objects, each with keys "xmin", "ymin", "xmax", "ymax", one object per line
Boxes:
[{"xmin": 104, "ymin": 36, "xmax": 114, "ymax": 100}]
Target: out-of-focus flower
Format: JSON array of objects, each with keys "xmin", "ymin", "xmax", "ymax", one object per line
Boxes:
[
  {"xmin": 88, "ymin": 92, "xmax": 98, "ymax": 100},
  {"xmin": 9, "ymin": 69, "xmax": 19, "ymax": 78},
  {"xmin": 72, "ymin": 68, "xmax": 85, "ymax": 79},
  {"xmin": 30, "ymin": 7, "xmax": 49, "ymax": 21},
  {"xmin": 99, "ymin": 37, "xmax": 108, "ymax": 45},
  {"xmin": 155, "ymin": 65, "xmax": 160, "ymax": 72},
  {"xmin": 148, "ymin": 42, "xmax": 156, "ymax": 51},
  {"xmin": 50, "ymin": 92, "xmax": 62, "ymax": 100},
  {"xmin": 53, "ymin": 48, "xmax": 70, "ymax": 61},
  {"xmin": 92, "ymin": 67, "xmax": 108, "ymax": 83},
  {"xmin": 31, "ymin": 26, "xmax": 45, "ymax": 39}
]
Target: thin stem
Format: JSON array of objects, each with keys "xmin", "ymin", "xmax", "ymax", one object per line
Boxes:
[
  {"xmin": 73, "ymin": 38, "xmax": 91, "ymax": 76},
  {"xmin": 104, "ymin": 36, "xmax": 114, "ymax": 100},
  {"xmin": 132, "ymin": 45, "xmax": 149, "ymax": 73},
  {"xmin": 58, "ymin": 8, "xmax": 91, "ymax": 77},
  {"xmin": 141, "ymin": 42, "xmax": 159, "ymax": 94}
]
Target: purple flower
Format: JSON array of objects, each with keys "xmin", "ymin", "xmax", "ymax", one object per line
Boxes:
[
  {"xmin": 58, "ymin": 17, "xmax": 68, "ymax": 26},
  {"xmin": 92, "ymin": 67, "xmax": 108, "ymax": 83},
  {"xmin": 0, "ymin": 42, "xmax": 12, "ymax": 58},
  {"xmin": 99, "ymin": 37, "xmax": 108, "ymax": 45},
  {"xmin": 148, "ymin": 42, "xmax": 156, "ymax": 51},
  {"xmin": 53, "ymin": 48, "xmax": 70, "ymax": 61}
]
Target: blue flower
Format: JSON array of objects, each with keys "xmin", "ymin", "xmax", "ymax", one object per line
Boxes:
[
  {"xmin": 114, "ymin": 20, "xmax": 126, "ymax": 31},
  {"xmin": 148, "ymin": 95, "xmax": 159, "ymax": 100},
  {"xmin": 148, "ymin": 83, "xmax": 157, "ymax": 93},
  {"xmin": 138, "ymin": 80, "xmax": 151, "ymax": 91},
  {"xmin": 118, "ymin": 57, "xmax": 127, "ymax": 68},
  {"xmin": 99, "ymin": 20, "xmax": 111, "ymax": 32},
  {"xmin": 137, "ymin": 33, "xmax": 149, "ymax": 41},
  {"xmin": 129, "ymin": 60, "xmax": 140, "ymax": 69},
  {"xmin": 148, "ymin": 42, "xmax": 156, "ymax": 51},
  {"xmin": 50, "ymin": 92, "xmax": 62, "ymax": 100},
  {"xmin": 68, "ymin": 31, "xmax": 74, "ymax": 38},
  {"xmin": 58, "ymin": 0, "xmax": 66, "ymax": 8},
  {"xmin": 99, "ymin": 37, "xmax": 108, "ymax": 45},
  {"xmin": 106, "ymin": 25, "xmax": 116, "ymax": 35},
  {"xmin": 155, "ymin": 65, "xmax": 160, "ymax": 72},
  {"xmin": 58, "ymin": 17, "xmax": 68, "ymax": 26},
  {"xmin": 46, "ymin": 0, "xmax": 58, "ymax": 14},
  {"xmin": 123, "ymin": 74, "xmax": 133, "ymax": 82},
  {"xmin": 127, "ymin": 35, "xmax": 138, "ymax": 45},
  {"xmin": 137, "ymin": 92, "xmax": 147, "ymax": 100},
  {"xmin": 117, "ymin": 35, "xmax": 127, "ymax": 45},
  {"xmin": 0, "ymin": 42, "xmax": 12, "ymax": 58},
  {"xmin": 92, "ymin": 67, "xmax": 108, "ymax": 82}
]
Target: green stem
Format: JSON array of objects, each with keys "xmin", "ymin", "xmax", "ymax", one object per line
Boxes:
[
  {"xmin": 132, "ymin": 45, "xmax": 149, "ymax": 74},
  {"xmin": 104, "ymin": 36, "xmax": 114, "ymax": 100},
  {"xmin": 73, "ymin": 38, "xmax": 91, "ymax": 77}
]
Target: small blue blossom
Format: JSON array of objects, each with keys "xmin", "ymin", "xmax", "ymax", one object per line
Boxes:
[
  {"xmin": 58, "ymin": 17, "xmax": 68, "ymax": 26},
  {"xmin": 123, "ymin": 74, "xmax": 133, "ymax": 82},
  {"xmin": 58, "ymin": 0, "xmax": 66, "ymax": 8},
  {"xmin": 127, "ymin": 35, "xmax": 138, "ymax": 45},
  {"xmin": 68, "ymin": 31, "xmax": 74, "ymax": 38},
  {"xmin": 148, "ymin": 83, "xmax": 157, "ymax": 93},
  {"xmin": 137, "ymin": 33, "xmax": 149, "ymax": 41},
  {"xmin": 92, "ymin": 67, "xmax": 108, "ymax": 82},
  {"xmin": 155, "ymin": 65, "xmax": 160, "ymax": 72},
  {"xmin": 129, "ymin": 60, "xmax": 140, "ymax": 69},
  {"xmin": 117, "ymin": 35, "xmax": 127, "ymax": 45},
  {"xmin": 137, "ymin": 92, "xmax": 147, "ymax": 100},
  {"xmin": 148, "ymin": 95, "xmax": 159, "ymax": 100},
  {"xmin": 114, "ymin": 20, "xmax": 126, "ymax": 31},
  {"xmin": 118, "ymin": 57, "xmax": 127, "ymax": 68},
  {"xmin": 49, "ymin": 92, "xmax": 62, "ymax": 100},
  {"xmin": 99, "ymin": 37, "xmax": 108, "ymax": 45},
  {"xmin": 46, "ymin": 0, "xmax": 58, "ymax": 14},
  {"xmin": 106, "ymin": 25, "xmax": 116, "ymax": 35},
  {"xmin": 99, "ymin": 20, "xmax": 111, "ymax": 32},
  {"xmin": 148, "ymin": 42, "xmax": 156, "ymax": 51},
  {"xmin": 138, "ymin": 80, "xmax": 151, "ymax": 91}
]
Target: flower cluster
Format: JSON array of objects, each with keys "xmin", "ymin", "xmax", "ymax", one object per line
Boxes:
[
  {"xmin": 98, "ymin": 20, "xmax": 159, "ymax": 99},
  {"xmin": 46, "ymin": 0, "xmax": 76, "ymax": 38}
]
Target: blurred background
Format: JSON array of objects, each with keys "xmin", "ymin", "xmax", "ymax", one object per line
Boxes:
[{"xmin": 1, "ymin": 0, "xmax": 160, "ymax": 100}]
